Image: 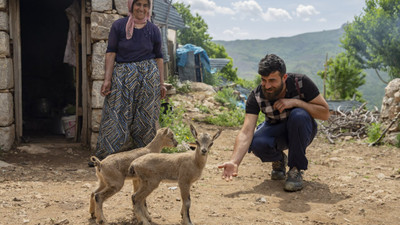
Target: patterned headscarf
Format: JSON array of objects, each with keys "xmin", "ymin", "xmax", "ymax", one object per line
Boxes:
[{"xmin": 126, "ymin": 0, "xmax": 152, "ymax": 40}]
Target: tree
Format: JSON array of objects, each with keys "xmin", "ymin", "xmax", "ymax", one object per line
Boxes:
[
  {"xmin": 341, "ymin": 0, "xmax": 400, "ymax": 80},
  {"xmin": 173, "ymin": 2, "xmax": 238, "ymax": 82},
  {"xmin": 173, "ymin": 3, "xmax": 215, "ymax": 55},
  {"xmin": 317, "ymin": 53, "xmax": 366, "ymax": 101}
]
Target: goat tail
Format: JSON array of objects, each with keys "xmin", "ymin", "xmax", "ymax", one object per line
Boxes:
[{"xmin": 90, "ymin": 156, "xmax": 101, "ymax": 170}]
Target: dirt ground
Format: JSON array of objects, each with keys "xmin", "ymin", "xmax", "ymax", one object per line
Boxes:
[
  {"xmin": 1, "ymin": 88, "xmax": 400, "ymax": 225},
  {"xmin": 1, "ymin": 120, "xmax": 400, "ymax": 225}
]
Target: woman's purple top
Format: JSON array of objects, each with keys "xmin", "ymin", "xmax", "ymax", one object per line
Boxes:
[{"xmin": 106, "ymin": 17, "xmax": 163, "ymax": 63}]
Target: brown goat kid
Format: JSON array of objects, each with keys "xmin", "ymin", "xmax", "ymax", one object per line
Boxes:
[
  {"xmin": 129, "ymin": 124, "xmax": 222, "ymax": 225},
  {"xmin": 89, "ymin": 127, "xmax": 178, "ymax": 225}
]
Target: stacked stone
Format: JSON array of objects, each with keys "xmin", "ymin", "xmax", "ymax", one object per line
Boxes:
[
  {"xmin": 90, "ymin": 0, "xmax": 127, "ymax": 150},
  {"xmin": 380, "ymin": 78, "xmax": 400, "ymax": 145},
  {"xmin": 0, "ymin": 0, "xmax": 15, "ymax": 151}
]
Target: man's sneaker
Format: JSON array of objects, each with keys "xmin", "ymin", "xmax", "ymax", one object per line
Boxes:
[
  {"xmin": 284, "ymin": 167, "xmax": 303, "ymax": 192},
  {"xmin": 271, "ymin": 152, "xmax": 288, "ymax": 180}
]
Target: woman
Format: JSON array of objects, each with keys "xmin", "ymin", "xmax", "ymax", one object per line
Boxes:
[{"xmin": 93, "ymin": 0, "xmax": 167, "ymax": 163}]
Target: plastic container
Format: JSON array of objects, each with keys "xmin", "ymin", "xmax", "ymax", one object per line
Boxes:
[{"xmin": 61, "ymin": 115, "xmax": 76, "ymax": 138}]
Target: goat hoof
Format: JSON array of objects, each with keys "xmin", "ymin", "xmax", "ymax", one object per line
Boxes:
[
  {"xmin": 90, "ymin": 213, "xmax": 95, "ymax": 219},
  {"xmin": 96, "ymin": 219, "xmax": 107, "ymax": 225}
]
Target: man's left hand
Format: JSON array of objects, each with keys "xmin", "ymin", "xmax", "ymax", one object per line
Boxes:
[{"xmin": 273, "ymin": 98, "xmax": 298, "ymax": 113}]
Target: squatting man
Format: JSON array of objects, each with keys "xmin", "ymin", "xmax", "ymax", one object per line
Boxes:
[{"xmin": 218, "ymin": 54, "xmax": 330, "ymax": 191}]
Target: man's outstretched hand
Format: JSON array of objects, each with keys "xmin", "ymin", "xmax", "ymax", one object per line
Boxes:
[{"xmin": 218, "ymin": 161, "xmax": 238, "ymax": 182}]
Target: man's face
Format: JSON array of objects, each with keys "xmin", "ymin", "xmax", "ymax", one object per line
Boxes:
[{"xmin": 261, "ymin": 71, "xmax": 287, "ymax": 100}]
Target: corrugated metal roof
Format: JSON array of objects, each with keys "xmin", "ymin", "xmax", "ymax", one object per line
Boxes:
[
  {"xmin": 209, "ymin": 58, "xmax": 230, "ymax": 70},
  {"xmin": 153, "ymin": 0, "xmax": 186, "ymax": 30}
]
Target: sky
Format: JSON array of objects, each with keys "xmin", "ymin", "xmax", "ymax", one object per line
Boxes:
[{"xmin": 173, "ymin": 0, "xmax": 367, "ymax": 41}]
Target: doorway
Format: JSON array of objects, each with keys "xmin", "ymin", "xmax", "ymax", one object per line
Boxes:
[{"xmin": 20, "ymin": 0, "xmax": 79, "ymax": 142}]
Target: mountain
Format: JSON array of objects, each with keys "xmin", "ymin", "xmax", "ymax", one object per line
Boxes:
[{"xmin": 214, "ymin": 28, "xmax": 388, "ymax": 109}]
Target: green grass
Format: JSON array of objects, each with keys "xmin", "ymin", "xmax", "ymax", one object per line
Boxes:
[
  {"xmin": 367, "ymin": 123, "xmax": 382, "ymax": 144},
  {"xmin": 159, "ymin": 100, "xmax": 195, "ymax": 153}
]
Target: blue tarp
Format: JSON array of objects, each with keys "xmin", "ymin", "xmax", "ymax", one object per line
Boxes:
[{"xmin": 176, "ymin": 44, "xmax": 211, "ymax": 73}]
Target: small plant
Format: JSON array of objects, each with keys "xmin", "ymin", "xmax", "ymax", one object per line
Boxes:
[
  {"xmin": 367, "ymin": 122, "xmax": 382, "ymax": 144},
  {"xmin": 177, "ymin": 82, "xmax": 191, "ymax": 94},
  {"xmin": 167, "ymin": 74, "xmax": 191, "ymax": 94},
  {"xmin": 204, "ymin": 108, "xmax": 245, "ymax": 127},
  {"xmin": 214, "ymin": 87, "xmax": 238, "ymax": 110},
  {"xmin": 195, "ymin": 104, "xmax": 211, "ymax": 114},
  {"xmin": 396, "ymin": 133, "xmax": 400, "ymax": 148},
  {"xmin": 203, "ymin": 71, "xmax": 222, "ymax": 86},
  {"xmin": 159, "ymin": 99, "xmax": 194, "ymax": 153}
]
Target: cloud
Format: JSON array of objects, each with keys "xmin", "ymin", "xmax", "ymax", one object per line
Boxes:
[
  {"xmin": 232, "ymin": 0, "xmax": 292, "ymax": 21},
  {"xmin": 222, "ymin": 27, "xmax": 249, "ymax": 38},
  {"xmin": 232, "ymin": 0, "xmax": 263, "ymax": 19},
  {"xmin": 179, "ymin": 0, "xmax": 234, "ymax": 16},
  {"xmin": 262, "ymin": 8, "xmax": 292, "ymax": 21},
  {"xmin": 295, "ymin": 4, "xmax": 320, "ymax": 21},
  {"xmin": 178, "ymin": 0, "xmax": 292, "ymax": 22},
  {"xmin": 318, "ymin": 18, "xmax": 327, "ymax": 23}
]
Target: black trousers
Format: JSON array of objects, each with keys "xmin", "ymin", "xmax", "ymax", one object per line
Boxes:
[{"xmin": 249, "ymin": 108, "xmax": 317, "ymax": 170}]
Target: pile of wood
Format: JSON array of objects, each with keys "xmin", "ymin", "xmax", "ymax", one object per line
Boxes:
[{"xmin": 318, "ymin": 103, "xmax": 380, "ymax": 144}]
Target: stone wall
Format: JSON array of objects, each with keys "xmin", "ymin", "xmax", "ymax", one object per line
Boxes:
[
  {"xmin": 89, "ymin": 0, "xmax": 177, "ymax": 149},
  {"xmin": 380, "ymin": 78, "xmax": 400, "ymax": 145},
  {"xmin": 0, "ymin": 0, "xmax": 15, "ymax": 151},
  {"xmin": 89, "ymin": 0, "xmax": 126, "ymax": 150}
]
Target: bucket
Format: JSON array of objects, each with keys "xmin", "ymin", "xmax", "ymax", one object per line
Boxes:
[{"xmin": 61, "ymin": 115, "xmax": 76, "ymax": 138}]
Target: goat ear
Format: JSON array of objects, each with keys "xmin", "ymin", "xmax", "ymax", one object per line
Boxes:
[
  {"xmin": 212, "ymin": 129, "xmax": 222, "ymax": 141},
  {"xmin": 164, "ymin": 127, "xmax": 169, "ymax": 135},
  {"xmin": 190, "ymin": 124, "xmax": 198, "ymax": 138}
]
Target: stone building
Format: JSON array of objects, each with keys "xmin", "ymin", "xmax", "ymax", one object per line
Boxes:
[{"xmin": 0, "ymin": 0, "xmax": 184, "ymax": 151}]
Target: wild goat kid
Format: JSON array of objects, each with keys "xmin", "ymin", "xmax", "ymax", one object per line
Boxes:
[
  {"xmin": 129, "ymin": 124, "xmax": 222, "ymax": 225},
  {"xmin": 89, "ymin": 127, "xmax": 178, "ymax": 225}
]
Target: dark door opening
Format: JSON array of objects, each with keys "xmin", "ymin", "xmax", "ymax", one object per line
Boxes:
[{"xmin": 20, "ymin": 0, "xmax": 78, "ymax": 141}]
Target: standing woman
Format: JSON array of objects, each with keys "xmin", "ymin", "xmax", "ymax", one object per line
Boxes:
[{"xmin": 92, "ymin": 0, "xmax": 166, "ymax": 163}]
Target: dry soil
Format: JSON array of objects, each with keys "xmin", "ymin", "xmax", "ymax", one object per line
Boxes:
[{"xmin": 1, "ymin": 121, "xmax": 400, "ymax": 225}]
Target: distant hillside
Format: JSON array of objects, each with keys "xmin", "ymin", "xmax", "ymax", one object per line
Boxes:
[{"xmin": 214, "ymin": 28, "xmax": 387, "ymax": 109}]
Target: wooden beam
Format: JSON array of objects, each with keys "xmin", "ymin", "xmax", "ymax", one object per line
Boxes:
[
  {"xmin": 81, "ymin": 0, "xmax": 89, "ymax": 146},
  {"xmin": 9, "ymin": 0, "xmax": 23, "ymax": 142}
]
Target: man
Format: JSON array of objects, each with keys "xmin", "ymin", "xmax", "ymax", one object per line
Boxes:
[{"xmin": 218, "ymin": 54, "xmax": 330, "ymax": 191}]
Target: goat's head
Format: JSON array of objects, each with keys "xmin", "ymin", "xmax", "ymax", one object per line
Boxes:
[
  {"xmin": 159, "ymin": 127, "xmax": 179, "ymax": 148},
  {"xmin": 190, "ymin": 124, "xmax": 222, "ymax": 155}
]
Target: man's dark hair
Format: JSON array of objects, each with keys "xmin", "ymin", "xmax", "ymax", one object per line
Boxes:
[{"xmin": 258, "ymin": 54, "xmax": 286, "ymax": 77}]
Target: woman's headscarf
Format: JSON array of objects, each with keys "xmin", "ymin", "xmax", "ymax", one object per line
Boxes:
[{"xmin": 126, "ymin": 0, "xmax": 153, "ymax": 40}]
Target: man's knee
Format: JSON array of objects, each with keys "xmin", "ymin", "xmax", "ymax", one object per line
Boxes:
[{"xmin": 288, "ymin": 108, "xmax": 313, "ymax": 127}]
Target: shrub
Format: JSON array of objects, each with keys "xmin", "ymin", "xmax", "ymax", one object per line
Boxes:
[
  {"xmin": 367, "ymin": 123, "xmax": 382, "ymax": 144},
  {"xmin": 159, "ymin": 100, "xmax": 195, "ymax": 153},
  {"xmin": 214, "ymin": 87, "xmax": 238, "ymax": 110},
  {"xmin": 195, "ymin": 104, "xmax": 211, "ymax": 114},
  {"xmin": 167, "ymin": 74, "xmax": 191, "ymax": 94},
  {"xmin": 396, "ymin": 133, "xmax": 400, "ymax": 148},
  {"xmin": 204, "ymin": 108, "xmax": 245, "ymax": 127}
]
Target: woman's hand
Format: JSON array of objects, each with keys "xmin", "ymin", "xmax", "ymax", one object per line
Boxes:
[
  {"xmin": 101, "ymin": 80, "xmax": 112, "ymax": 96},
  {"xmin": 160, "ymin": 84, "xmax": 167, "ymax": 99}
]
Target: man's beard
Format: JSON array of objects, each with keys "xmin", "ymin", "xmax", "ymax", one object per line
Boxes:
[{"xmin": 261, "ymin": 81, "xmax": 284, "ymax": 100}]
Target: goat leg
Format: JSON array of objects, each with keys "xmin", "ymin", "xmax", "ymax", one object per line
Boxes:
[
  {"xmin": 133, "ymin": 181, "xmax": 159, "ymax": 225},
  {"xmin": 90, "ymin": 181, "xmax": 107, "ymax": 219},
  {"xmin": 94, "ymin": 186, "xmax": 121, "ymax": 224},
  {"xmin": 179, "ymin": 181, "xmax": 194, "ymax": 225},
  {"xmin": 89, "ymin": 192, "xmax": 96, "ymax": 219}
]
